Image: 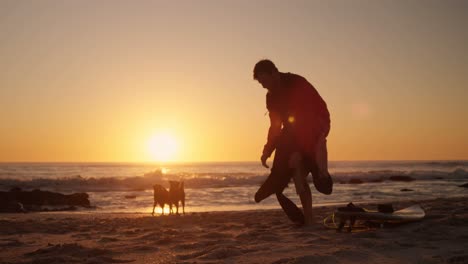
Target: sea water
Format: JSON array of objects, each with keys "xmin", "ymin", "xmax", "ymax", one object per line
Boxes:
[{"xmin": 0, "ymin": 161, "xmax": 467, "ymax": 213}]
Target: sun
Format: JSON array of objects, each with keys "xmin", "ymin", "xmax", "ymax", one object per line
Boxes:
[{"xmin": 147, "ymin": 133, "xmax": 179, "ymax": 162}]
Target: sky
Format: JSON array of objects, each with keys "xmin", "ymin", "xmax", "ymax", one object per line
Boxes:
[{"xmin": 0, "ymin": 0, "xmax": 467, "ymax": 162}]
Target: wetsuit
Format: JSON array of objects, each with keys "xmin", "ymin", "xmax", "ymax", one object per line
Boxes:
[{"xmin": 255, "ymin": 72, "xmax": 330, "ymax": 223}]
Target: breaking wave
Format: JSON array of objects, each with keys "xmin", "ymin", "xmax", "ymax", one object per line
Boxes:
[{"xmin": 0, "ymin": 168, "xmax": 467, "ymax": 193}]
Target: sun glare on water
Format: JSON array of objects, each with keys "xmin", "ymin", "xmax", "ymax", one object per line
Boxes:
[{"xmin": 148, "ymin": 133, "xmax": 179, "ymax": 162}]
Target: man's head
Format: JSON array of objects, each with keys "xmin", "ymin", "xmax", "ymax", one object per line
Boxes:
[{"xmin": 253, "ymin": 59, "xmax": 280, "ymax": 90}]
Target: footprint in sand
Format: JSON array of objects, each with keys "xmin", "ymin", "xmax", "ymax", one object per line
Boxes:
[
  {"xmin": 395, "ymin": 241, "xmax": 416, "ymax": 248},
  {"xmin": 224, "ymin": 224, "xmax": 244, "ymax": 230},
  {"xmin": 159, "ymin": 228, "xmax": 179, "ymax": 236},
  {"xmin": 71, "ymin": 232, "xmax": 93, "ymax": 240},
  {"xmin": 198, "ymin": 246, "xmax": 242, "ymax": 260},
  {"xmin": 177, "ymin": 246, "xmax": 242, "ymax": 261},
  {"xmin": 98, "ymin": 236, "xmax": 119, "ymax": 243},
  {"xmin": 0, "ymin": 239, "xmax": 24, "ymax": 247},
  {"xmin": 240, "ymin": 245, "xmax": 271, "ymax": 254},
  {"xmin": 257, "ymin": 233, "xmax": 279, "ymax": 241},
  {"xmin": 235, "ymin": 231, "xmax": 258, "ymax": 241},
  {"xmin": 304, "ymin": 238, "xmax": 319, "ymax": 245},
  {"xmin": 136, "ymin": 231, "xmax": 161, "ymax": 241},
  {"xmin": 172, "ymin": 240, "xmax": 217, "ymax": 251},
  {"xmin": 122, "ymin": 230, "xmax": 139, "ymax": 236},
  {"xmin": 153, "ymin": 236, "xmax": 175, "ymax": 245},
  {"xmin": 177, "ymin": 247, "xmax": 213, "ymax": 260},
  {"xmin": 200, "ymin": 231, "xmax": 232, "ymax": 239},
  {"xmin": 129, "ymin": 245, "xmax": 159, "ymax": 252},
  {"xmin": 447, "ymin": 255, "xmax": 468, "ymax": 264},
  {"xmin": 24, "ymin": 243, "xmax": 134, "ymax": 263},
  {"xmin": 274, "ymin": 254, "xmax": 337, "ymax": 264}
]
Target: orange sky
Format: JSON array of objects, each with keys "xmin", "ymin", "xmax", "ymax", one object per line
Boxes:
[{"xmin": 1, "ymin": 1, "xmax": 467, "ymax": 162}]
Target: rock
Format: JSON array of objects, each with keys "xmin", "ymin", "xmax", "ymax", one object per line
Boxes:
[
  {"xmin": 400, "ymin": 188, "xmax": 414, "ymax": 192},
  {"xmin": 349, "ymin": 178, "xmax": 363, "ymax": 184},
  {"xmin": 0, "ymin": 201, "xmax": 26, "ymax": 213},
  {"xmin": 66, "ymin": 193, "xmax": 91, "ymax": 206},
  {"xmin": 124, "ymin": 195, "xmax": 137, "ymax": 199},
  {"xmin": 389, "ymin": 176, "xmax": 415, "ymax": 182},
  {"xmin": 458, "ymin": 183, "xmax": 468, "ymax": 188},
  {"xmin": 0, "ymin": 189, "xmax": 91, "ymax": 213},
  {"xmin": 369, "ymin": 179, "xmax": 383, "ymax": 183},
  {"xmin": 9, "ymin": 187, "xmax": 22, "ymax": 192}
]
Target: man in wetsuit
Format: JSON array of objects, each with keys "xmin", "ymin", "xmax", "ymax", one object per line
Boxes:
[{"xmin": 253, "ymin": 59, "xmax": 331, "ymax": 226}]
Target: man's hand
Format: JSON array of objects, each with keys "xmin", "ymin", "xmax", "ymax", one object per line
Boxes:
[{"xmin": 261, "ymin": 154, "xmax": 269, "ymax": 168}]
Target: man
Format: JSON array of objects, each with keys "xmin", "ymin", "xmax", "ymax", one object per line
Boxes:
[{"xmin": 253, "ymin": 59, "xmax": 332, "ymax": 226}]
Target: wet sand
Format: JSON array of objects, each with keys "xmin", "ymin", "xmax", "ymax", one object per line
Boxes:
[{"xmin": 0, "ymin": 197, "xmax": 467, "ymax": 263}]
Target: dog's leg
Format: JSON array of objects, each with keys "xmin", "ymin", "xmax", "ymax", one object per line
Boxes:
[
  {"xmin": 176, "ymin": 201, "xmax": 179, "ymax": 215},
  {"xmin": 161, "ymin": 204, "xmax": 164, "ymax": 215},
  {"xmin": 337, "ymin": 217, "xmax": 346, "ymax": 232},
  {"xmin": 182, "ymin": 199, "xmax": 185, "ymax": 214},
  {"xmin": 152, "ymin": 203, "xmax": 156, "ymax": 216}
]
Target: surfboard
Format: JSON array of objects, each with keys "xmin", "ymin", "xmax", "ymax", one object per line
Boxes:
[{"xmin": 334, "ymin": 204, "xmax": 425, "ymax": 222}]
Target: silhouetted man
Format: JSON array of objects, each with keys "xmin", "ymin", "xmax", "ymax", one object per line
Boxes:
[{"xmin": 253, "ymin": 59, "xmax": 332, "ymax": 226}]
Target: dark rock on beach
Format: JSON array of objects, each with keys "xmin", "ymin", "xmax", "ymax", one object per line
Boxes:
[
  {"xmin": 369, "ymin": 179, "xmax": 383, "ymax": 183},
  {"xmin": 458, "ymin": 183, "xmax": 468, "ymax": 188},
  {"xmin": 389, "ymin": 176, "xmax": 415, "ymax": 182},
  {"xmin": 0, "ymin": 188, "xmax": 91, "ymax": 213},
  {"xmin": 349, "ymin": 178, "xmax": 363, "ymax": 184},
  {"xmin": 400, "ymin": 188, "xmax": 414, "ymax": 192},
  {"xmin": 1, "ymin": 201, "xmax": 26, "ymax": 213}
]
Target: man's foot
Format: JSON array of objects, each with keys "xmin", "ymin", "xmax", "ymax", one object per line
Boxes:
[{"xmin": 304, "ymin": 214, "xmax": 314, "ymax": 226}]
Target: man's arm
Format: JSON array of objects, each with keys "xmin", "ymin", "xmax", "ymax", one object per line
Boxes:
[{"xmin": 262, "ymin": 111, "xmax": 282, "ymax": 163}]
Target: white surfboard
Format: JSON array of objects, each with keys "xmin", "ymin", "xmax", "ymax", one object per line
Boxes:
[{"xmin": 335, "ymin": 204, "xmax": 425, "ymax": 222}]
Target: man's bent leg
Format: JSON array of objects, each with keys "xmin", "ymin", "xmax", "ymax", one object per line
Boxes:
[
  {"xmin": 315, "ymin": 122, "xmax": 331, "ymax": 177},
  {"xmin": 315, "ymin": 136, "xmax": 329, "ymax": 176}
]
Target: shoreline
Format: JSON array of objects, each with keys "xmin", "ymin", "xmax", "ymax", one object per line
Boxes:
[
  {"xmin": 1, "ymin": 196, "xmax": 467, "ymax": 263},
  {"xmin": 0, "ymin": 196, "xmax": 462, "ymax": 216},
  {"xmin": 1, "ymin": 196, "xmax": 465, "ymax": 219}
]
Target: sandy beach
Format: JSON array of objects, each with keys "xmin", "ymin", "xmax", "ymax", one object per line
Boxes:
[
  {"xmin": 2, "ymin": 0, "xmax": 467, "ymax": 263},
  {"xmin": 0, "ymin": 196, "xmax": 466, "ymax": 264}
]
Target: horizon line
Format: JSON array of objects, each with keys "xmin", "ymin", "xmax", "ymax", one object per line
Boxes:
[{"xmin": 0, "ymin": 159, "xmax": 467, "ymax": 164}]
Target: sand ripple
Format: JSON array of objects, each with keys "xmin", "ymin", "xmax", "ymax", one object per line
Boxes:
[{"xmin": 0, "ymin": 197, "xmax": 467, "ymax": 263}]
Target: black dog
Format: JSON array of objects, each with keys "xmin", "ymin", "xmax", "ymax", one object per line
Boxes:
[
  {"xmin": 152, "ymin": 184, "xmax": 170, "ymax": 216},
  {"xmin": 336, "ymin": 202, "xmax": 365, "ymax": 232},
  {"xmin": 169, "ymin": 181, "xmax": 185, "ymax": 215}
]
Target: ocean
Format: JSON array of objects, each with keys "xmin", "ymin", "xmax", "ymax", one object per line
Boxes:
[{"xmin": 1, "ymin": 161, "xmax": 467, "ymax": 214}]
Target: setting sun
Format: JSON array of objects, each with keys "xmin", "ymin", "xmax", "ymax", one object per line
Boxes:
[{"xmin": 148, "ymin": 133, "xmax": 179, "ymax": 162}]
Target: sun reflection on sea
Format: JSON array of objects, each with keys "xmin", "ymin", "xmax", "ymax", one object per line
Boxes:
[{"xmin": 152, "ymin": 207, "xmax": 172, "ymax": 215}]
